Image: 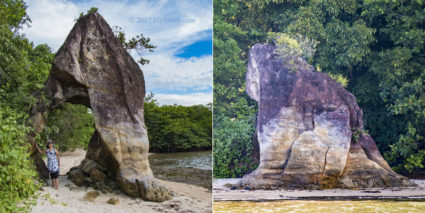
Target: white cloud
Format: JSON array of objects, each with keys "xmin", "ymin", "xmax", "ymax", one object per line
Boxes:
[
  {"xmin": 21, "ymin": 0, "xmax": 212, "ymax": 106},
  {"xmin": 22, "ymin": 0, "xmax": 80, "ymax": 49},
  {"xmin": 22, "ymin": 0, "xmax": 213, "ymax": 53},
  {"xmin": 155, "ymin": 92, "xmax": 212, "ymax": 106},
  {"xmin": 142, "ymin": 54, "xmax": 212, "ymax": 91}
]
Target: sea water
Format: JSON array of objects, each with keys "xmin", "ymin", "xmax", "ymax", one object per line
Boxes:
[{"xmin": 214, "ymin": 200, "xmax": 425, "ymax": 212}]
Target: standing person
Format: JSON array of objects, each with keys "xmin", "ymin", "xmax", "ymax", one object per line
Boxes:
[{"xmin": 34, "ymin": 140, "xmax": 61, "ymax": 189}]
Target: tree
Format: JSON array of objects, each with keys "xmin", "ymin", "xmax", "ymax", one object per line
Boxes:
[
  {"xmin": 0, "ymin": 105, "xmax": 39, "ymax": 212},
  {"xmin": 143, "ymin": 94, "xmax": 212, "ymax": 152},
  {"xmin": 113, "ymin": 26, "xmax": 156, "ymax": 65},
  {"xmin": 0, "ymin": 1, "xmax": 43, "ymax": 210}
]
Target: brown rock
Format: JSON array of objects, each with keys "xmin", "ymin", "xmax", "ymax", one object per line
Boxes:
[
  {"xmin": 79, "ymin": 159, "xmax": 98, "ymax": 174},
  {"xmin": 106, "ymin": 198, "xmax": 120, "ymax": 205},
  {"xmin": 90, "ymin": 168, "xmax": 107, "ymax": 182},
  {"xmin": 68, "ymin": 167, "xmax": 88, "ymax": 187},
  {"xmin": 84, "ymin": 190, "xmax": 99, "ymax": 202},
  {"xmin": 239, "ymin": 43, "xmax": 413, "ymax": 189},
  {"xmin": 28, "ymin": 12, "xmax": 172, "ymax": 201}
]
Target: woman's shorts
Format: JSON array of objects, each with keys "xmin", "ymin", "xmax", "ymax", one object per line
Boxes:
[{"xmin": 50, "ymin": 171, "xmax": 59, "ymax": 179}]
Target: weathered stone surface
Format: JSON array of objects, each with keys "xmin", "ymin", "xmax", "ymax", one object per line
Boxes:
[
  {"xmin": 239, "ymin": 43, "xmax": 412, "ymax": 189},
  {"xmin": 68, "ymin": 168, "xmax": 88, "ymax": 187},
  {"xmin": 90, "ymin": 168, "xmax": 108, "ymax": 182},
  {"xmin": 338, "ymin": 140, "xmax": 411, "ymax": 188},
  {"xmin": 29, "ymin": 12, "xmax": 171, "ymax": 201},
  {"xmin": 284, "ymin": 131, "xmax": 327, "ymax": 180},
  {"xmin": 79, "ymin": 159, "xmax": 98, "ymax": 174}
]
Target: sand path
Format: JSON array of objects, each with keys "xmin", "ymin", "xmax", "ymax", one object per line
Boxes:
[{"xmin": 31, "ymin": 149, "xmax": 211, "ymax": 213}]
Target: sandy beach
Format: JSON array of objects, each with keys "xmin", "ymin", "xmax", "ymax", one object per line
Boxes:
[
  {"xmin": 31, "ymin": 149, "xmax": 212, "ymax": 213},
  {"xmin": 213, "ymin": 178, "xmax": 425, "ymax": 201}
]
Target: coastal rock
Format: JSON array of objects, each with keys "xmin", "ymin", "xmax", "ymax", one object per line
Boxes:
[
  {"xmin": 79, "ymin": 159, "xmax": 98, "ymax": 174},
  {"xmin": 68, "ymin": 168, "xmax": 88, "ymax": 187},
  {"xmin": 239, "ymin": 43, "xmax": 412, "ymax": 189},
  {"xmin": 29, "ymin": 12, "xmax": 171, "ymax": 201}
]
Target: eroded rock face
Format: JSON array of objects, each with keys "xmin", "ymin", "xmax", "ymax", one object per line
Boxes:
[
  {"xmin": 29, "ymin": 12, "xmax": 171, "ymax": 201},
  {"xmin": 239, "ymin": 43, "xmax": 412, "ymax": 189}
]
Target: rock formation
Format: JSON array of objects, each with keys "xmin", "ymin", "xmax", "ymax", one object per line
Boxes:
[
  {"xmin": 28, "ymin": 12, "xmax": 171, "ymax": 201},
  {"xmin": 239, "ymin": 43, "xmax": 413, "ymax": 189}
]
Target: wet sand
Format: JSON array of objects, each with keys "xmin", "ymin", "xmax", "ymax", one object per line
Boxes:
[{"xmin": 213, "ymin": 178, "xmax": 425, "ymax": 201}]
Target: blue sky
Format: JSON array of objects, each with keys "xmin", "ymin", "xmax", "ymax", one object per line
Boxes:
[{"xmin": 22, "ymin": 0, "xmax": 212, "ymax": 106}]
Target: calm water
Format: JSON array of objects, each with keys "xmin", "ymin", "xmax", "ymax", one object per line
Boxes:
[
  {"xmin": 148, "ymin": 150, "xmax": 212, "ymax": 170},
  {"xmin": 214, "ymin": 200, "xmax": 425, "ymax": 212}
]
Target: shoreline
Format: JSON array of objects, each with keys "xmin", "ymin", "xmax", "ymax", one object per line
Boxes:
[
  {"xmin": 213, "ymin": 178, "xmax": 425, "ymax": 202},
  {"xmin": 57, "ymin": 149, "xmax": 212, "ymax": 190}
]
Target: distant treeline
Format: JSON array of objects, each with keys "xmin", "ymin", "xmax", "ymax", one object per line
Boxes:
[{"xmin": 144, "ymin": 93, "xmax": 212, "ymax": 153}]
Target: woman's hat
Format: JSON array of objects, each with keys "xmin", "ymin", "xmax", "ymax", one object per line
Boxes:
[{"xmin": 46, "ymin": 140, "xmax": 54, "ymax": 148}]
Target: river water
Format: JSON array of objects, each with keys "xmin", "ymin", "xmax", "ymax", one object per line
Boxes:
[
  {"xmin": 148, "ymin": 150, "xmax": 212, "ymax": 170},
  {"xmin": 214, "ymin": 200, "xmax": 425, "ymax": 212}
]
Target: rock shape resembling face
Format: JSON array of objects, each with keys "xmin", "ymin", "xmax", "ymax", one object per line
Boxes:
[
  {"xmin": 29, "ymin": 12, "xmax": 171, "ymax": 202},
  {"xmin": 239, "ymin": 43, "xmax": 412, "ymax": 190}
]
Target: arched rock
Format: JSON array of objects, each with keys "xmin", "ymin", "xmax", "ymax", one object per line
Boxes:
[{"xmin": 28, "ymin": 13, "xmax": 171, "ymax": 202}]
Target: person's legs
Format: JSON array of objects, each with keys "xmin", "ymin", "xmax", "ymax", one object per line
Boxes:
[
  {"xmin": 50, "ymin": 172, "xmax": 59, "ymax": 189},
  {"xmin": 54, "ymin": 178, "xmax": 59, "ymax": 189}
]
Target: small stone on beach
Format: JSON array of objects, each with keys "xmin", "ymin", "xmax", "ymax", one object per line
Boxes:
[
  {"xmin": 84, "ymin": 190, "xmax": 99, "ymax": 202},
  {"xmin": 106, "ymin": 198, "xmax": 120, "ymax": 205}
]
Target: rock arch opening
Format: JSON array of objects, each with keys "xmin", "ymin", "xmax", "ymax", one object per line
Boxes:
[{"xmin": 42, "ymin": 103, "xmax": 95, "ymax": 154}]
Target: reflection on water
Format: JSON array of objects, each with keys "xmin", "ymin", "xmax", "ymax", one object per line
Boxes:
[
  {"xmin": 148, "ymin": 150, "xmax": 212, "ymax": 170},
  {"xmin": 214, "ymin": 200, "xmax": 425, "ymax": 212}
]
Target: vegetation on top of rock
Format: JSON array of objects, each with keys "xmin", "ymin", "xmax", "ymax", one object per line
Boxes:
[
  {"xmin": 112, "ymin": 26, "xmax": 156, "ymax": 65},
  {"xmin": 87, "ymin": 7, "xmax": 98, "ymax": 14},
  {"xmin": 270, "ymin": 32, "xmax": 318, "ymax": 72}
]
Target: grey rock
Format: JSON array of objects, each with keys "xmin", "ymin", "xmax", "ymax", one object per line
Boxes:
[
  {"xmin": 239, "ymin": 43, "xmax": 413, "ymax": 189},
  {"xmin": 28, "ymin": 12, "xmax": 172, "ymax": 201}
]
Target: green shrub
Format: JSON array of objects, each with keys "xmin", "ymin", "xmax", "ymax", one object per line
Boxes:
[
  {"xmin": 328, "ymin": 73, "xmax": 349, "ymax": 88},
  {"xmin": 270, "ymin": 32, "xmax": 318, "ymax": 72},
  {"xmin": 213, "ymin": 116, "xmax": 257, "ymax": 178},
  {"xmin": 87, "ymin": 7, "xmax": 98, "ymax": 14},
  {"xmin": 0, "ymin": 105, "xmax": 39, "ymax": 212}
]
